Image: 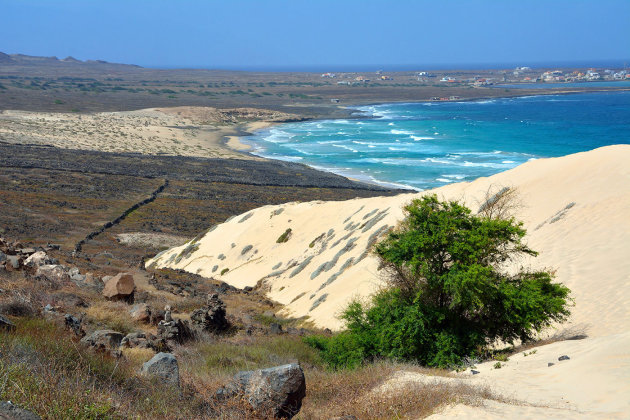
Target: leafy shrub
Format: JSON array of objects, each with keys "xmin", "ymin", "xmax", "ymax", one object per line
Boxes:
[
  {"xmin": 276, "ymin": 228, "xmax": 292, "ymax": 243},
  {"xmin": 308, "ymin": 195, "xmax": 571, "ymax": 368}
]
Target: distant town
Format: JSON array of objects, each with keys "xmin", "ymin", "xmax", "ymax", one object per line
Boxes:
[{"xmin": 321, "ymin": 66, "xmax": 630, "ymax": 101}]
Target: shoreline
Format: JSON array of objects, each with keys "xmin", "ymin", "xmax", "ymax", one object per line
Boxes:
[{"xmin": 227, "ymin": 88, "xmax": 630, "ymax": 191}]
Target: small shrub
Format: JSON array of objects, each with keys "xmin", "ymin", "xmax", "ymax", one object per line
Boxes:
[
  {"xmin": 493, "ymin": 362, "xmax": 502, "ymax": 369},
  {"xmin": 220, "ymin": 268, "xmax": 229, "ymax": 275},
  {"xmin": 276, "ymin": 228, "xmax": 292, "ymax": 243}
]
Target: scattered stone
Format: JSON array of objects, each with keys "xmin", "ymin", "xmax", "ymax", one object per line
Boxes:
[
  {"xmin": 121, "ymin": 331, "xmax": 166, "ymax": 351},
  {"xmin": 217, "ymin": 363, "xmax": 306, "ymax": 419},
  {"xmin": 6, "ymin": 255, "xmax": 20, "ymax": 270},
  {"xmin": 190, "ymin": 294, "xmax": 229, "ymax": 333},
  {"xmin": 286, "ymin": 327, "xmax": 307, "ymax": 336},
  {"xmin": 0, "ymin": 314, "xmax": 15, "ymax": 332},
  {"xmin": 558, "ymin": 355, "xmax": 570, "ymax": 361},
  {"xmin": 68, "ymin": 267, "xmax": 86, "ymax": 283},
  {"xmin": 0, "ymin": 401, "xmax": 41, "ymax": 420},
  {"xmin": 19, "ymin": 247, "xmax": 36, "ymax": 255},
  {"xmin": 43, "ymin": 304, "xmax": 55, "ymax": 313},
  {"xmin": 142, "ymin": 352, "xmax": 179, "ymax": 387},
  {"xmin": 24, "ymin": 251, "xmax": 53, "ymax": 267},
  {"xmin": 158, "ymin": 316, "xmax": 192, "ymax": 344},
  {"xmin": 64, "ymin": 314, "xmax": 85, "ymax": 337},
  {"xmin": 83, "ymin": 273, "xmax": 100, "ymax": 288},
  {"xmin": 471, "ymin": 370, "xmax": 480, "ymax": 375},
  {"xmin": 102, "ymin": 272, "xmax": 135, "ymax": 302},
  {"xmin": 130, "ymin": 303, "xmax": 151, "ymax": 323},
  {"xmin": 80, "ymin": 329, "xmax": 124, "ymax": 351},
  {"xmin": 35, "ymin": 265, "xmax": 67, "ymax": 283},
  {"xmin": 548, "ymin": 362, "xmax": 555, "ymax": 367},
  {"xmin": 270, "ymin": 323, "xmax": 283, "ymax": 334}
]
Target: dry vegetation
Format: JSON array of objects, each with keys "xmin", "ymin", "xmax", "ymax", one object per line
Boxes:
[{"xmin": 0, "ymin": 314, "xmax": 502, "ymax": 419}]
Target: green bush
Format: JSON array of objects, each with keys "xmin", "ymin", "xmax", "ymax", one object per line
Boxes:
[
  {"xmin": 308, "ymin": 195, "xmax": 571, "ymax": 369},
  {"xmin": 276, "ymin": 228, "xmax": 292, "ymax": 243}
]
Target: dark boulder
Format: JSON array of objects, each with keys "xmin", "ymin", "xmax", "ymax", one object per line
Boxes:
[
  {"xmin": 141, "ymin": 352, "xmax": 179, "ymax": 387},
  {"xmin": 270, "ymin": 323, "xmax": 283, "ymax": 334},
  {"xmin": 217, "ymin": 363, "xmax": 306, "ymax": 419},
  {"xmin": 64, "ymin": 314, "xmax": 85, "ymax": 337},
  {"xmin": 80, "ymin": 329, "xmax": 123, "ymax": 351}
]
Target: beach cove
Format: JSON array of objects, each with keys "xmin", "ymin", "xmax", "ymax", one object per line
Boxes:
[{"xmin": 240, "ymin": 91, "xmax": 630, "ymax": 190}]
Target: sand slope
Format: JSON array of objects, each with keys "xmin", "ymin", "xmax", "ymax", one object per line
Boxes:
[
  {"xmin": 149, "ymin": 145, "xmax": 630, "ymax": 418},
  {"xmin": 149, "ymin": 145, "xmax": 630, "ymax": 333}
]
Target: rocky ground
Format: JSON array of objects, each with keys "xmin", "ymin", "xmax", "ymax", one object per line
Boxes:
[{"xmin": 0, "ymin": 134, "xmax": 454, "ymax": 419}]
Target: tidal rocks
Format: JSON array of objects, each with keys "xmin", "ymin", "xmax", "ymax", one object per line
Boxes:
[
  {"xmin": 141, "ymin": 352, "xmax": 179, "ymax": 387},
  {"xmin": 102, "ymin": 272, "xmax": 135, "ymax": 302},
  {"xmin": 217, "ymin": 363, "xmax": 306, "ymax": 419}
]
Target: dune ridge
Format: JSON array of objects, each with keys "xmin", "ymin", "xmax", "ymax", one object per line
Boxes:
[{"xmin": 149, "ymin": 144, "xmax": 630, "ymax": 335}]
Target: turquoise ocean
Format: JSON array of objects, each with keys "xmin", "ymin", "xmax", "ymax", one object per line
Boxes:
[{"xmin": 243, "ymin": 91, "xmax": 630, "ymax": 190}]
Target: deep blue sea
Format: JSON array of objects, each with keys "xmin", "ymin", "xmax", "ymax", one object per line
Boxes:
[{"xmin": 244, "ymin": 92, "xmax": 630, "ymax": 190}]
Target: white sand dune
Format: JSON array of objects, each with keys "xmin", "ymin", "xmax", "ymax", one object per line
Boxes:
[{"xmin": 149, "ymin": 145, "xmax": 630, "ymax": 418}]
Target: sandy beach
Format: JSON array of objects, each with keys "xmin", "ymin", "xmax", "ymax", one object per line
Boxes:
[{"xmin": 0, "ymin": 107, "xmax": 295, "ymax": 160}]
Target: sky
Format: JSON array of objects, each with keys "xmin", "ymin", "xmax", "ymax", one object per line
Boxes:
[{"xmin": 1, "ymin": 0, "xmax": 629, "ymax": 70}]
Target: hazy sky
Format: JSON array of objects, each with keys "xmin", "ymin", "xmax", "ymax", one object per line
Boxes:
[{"xmin": 1, "ymin": 0, "xmax": 629, "ymax": 70}]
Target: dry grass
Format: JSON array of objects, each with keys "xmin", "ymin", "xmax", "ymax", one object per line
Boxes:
[
  {"xmin": 121, "ymin": 347, "xmax": 155, "ymax": 366},
  {"xmin": 85, "ymin": 301, "xmax": 137, "ymax": 335},
  {"xmin": 296, "ymin": 362, "xmax": 494, "ymax": 419},
  {"xmin": 0, "ymin": 317, "xmax": 220, "ymax": 419}
]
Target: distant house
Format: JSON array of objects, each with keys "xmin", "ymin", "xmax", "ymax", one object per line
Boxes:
[
  {"xmin": 330, "ymin": 98, "xmax": 340, "ymax": 103},
  {"xmin": 355, "ymin": 76, "xmax": 370, "ymax": 82},
  {"xmin": 380, "ymin": 75, "xmax": 392, "ymax": 80},
  {"xmin": 321, "ymin": 73, "xmax": 336, "ymax": 78},
  {"xmin": 586, "ymin": 70, "xmax": 601, "ymax": 81}
]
